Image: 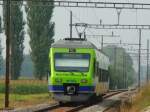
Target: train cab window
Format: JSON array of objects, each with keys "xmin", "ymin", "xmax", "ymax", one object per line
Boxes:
[{"xmin": 54, "ymin": 53, "xmax": 90, "ymax": 72}]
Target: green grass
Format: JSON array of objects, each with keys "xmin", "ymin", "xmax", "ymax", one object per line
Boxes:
[
  {"xmin": 0, "ymin": 80, "xmax": 48, "ymax": 94},
  {"xmin": 0, "ymin": 93, "xmax": 4, "ymax": 109},
  {"xmin": 0, "ymin": 93, "xmax": 53, "ymax": 109},
  {"xmin": 0, "ymin": 80, "xmax": 52, "ymax": 109},
  {"xmin": 134, "ymin": 85, "xmax": 150, "ymax": 110},
  {"xmin": 125, "ymin": 84, "xmax": 150, "ymax": 112}
]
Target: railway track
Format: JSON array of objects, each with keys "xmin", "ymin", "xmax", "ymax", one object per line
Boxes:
[{"xmin": 35, "ymin": 90, "xmax": 127, "ymax": 112}]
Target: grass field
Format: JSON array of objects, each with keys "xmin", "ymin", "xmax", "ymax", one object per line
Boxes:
[
  {"xmin": 0, "ymin": 93, "xmax": 55, "ymax": 109},
  {"xmin": 131, "ymin": 84, "xmax": 150, "ymax": 111},
  {"xmin": 0, "ymin": 80, "xmax": 54, "ymax": 109},
  {"xmin": 0, "ymin": 80, "xmax": 48, "ymax": 94},
  {"xmin": 120, "ymin": 83, "xmax": 150, "ymax": 112}
]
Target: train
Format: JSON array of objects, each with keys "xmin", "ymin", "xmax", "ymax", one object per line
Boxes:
[{"xmin": 48, "ymin": 38, "xmax": 110, "ymax": 102}]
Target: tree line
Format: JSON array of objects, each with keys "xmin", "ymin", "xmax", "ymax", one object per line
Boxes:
[
  {"xmin": 0, "ymin": 0, "xmax": 55, "ymax": 80},
  {"xmin": 102, "ymin": 46, "xmax": 136, "ymax": 89},
  {"xmin": 0, "ymin": 1, "xmax": 142, "ymax": 87}
]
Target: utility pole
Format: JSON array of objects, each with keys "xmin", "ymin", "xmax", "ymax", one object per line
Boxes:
[
  {"xmin": 84, "ymin": 32, "xmax": 86, "ymax": 39},
  {"xmin": 123, "ymin": 52, "xmax": 125, "ymax": 88},
  {"xmin": 125, "ymin": 56, "xmax": 127, "ymax": 88},
  {"xmin": 101, "ymin": 35, "xmax": 103, "ymax": 49},
  {"xmin": 116, "ymin": 8, "xmax": 122, "ymax": 25},
  {"xmin": 70, "ymin": 11, "xmax": 72, "ymax": 38},
  {"xmin": 147, "ymin": 39, "xmax": 149, "ymax": 83},
  {"xmin": 5, "ymin": 0, "xmax": 11, "ymax": 108},
  {"xmin": 114, "ymin": 47, "xmax": 118, "ymax": 89},
  {"xmin": 138, "ymin": 29, "xmax": 141, "ymax": 89},
  {"xmin": 114, "ymin": 47, "xmax": 117, "ymax": 79}
]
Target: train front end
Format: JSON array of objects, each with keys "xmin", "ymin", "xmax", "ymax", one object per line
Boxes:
[{"xmin": 48, "ymin": 45, "xmax": 95, "ymax": 102}]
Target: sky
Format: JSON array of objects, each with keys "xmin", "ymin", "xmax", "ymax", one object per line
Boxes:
[
  {"xmin": 52, "ymin": 1, "xmax": 150, "ymax": 70},
  {"xmin": 0, "ymin": 0, "xmax": 150, "ymax": 70}
]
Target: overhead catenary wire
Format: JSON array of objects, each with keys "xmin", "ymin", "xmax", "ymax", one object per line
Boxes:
[
  {"xmin": 1, "ymin": 0, "xmax": 150, "ymax": 10},
  {"xmin": 3, "ymin": 0, "xmax": 150, "ymax": 109},
  {"xmin": 63, "ymin": 7, "xmax": 95, "ymax": 38}
]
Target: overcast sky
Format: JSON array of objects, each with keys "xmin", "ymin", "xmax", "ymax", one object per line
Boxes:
[
  {"xmin": 53, "ymin": 1, "xmax": 150, "ymax": 68},
  {"xmin": 0, "ymin": 0, "xmax": 150, "ymax": 70}
]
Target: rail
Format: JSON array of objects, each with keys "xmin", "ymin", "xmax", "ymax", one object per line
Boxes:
[{"xmin": 34, "ymin": 90, "xmax": 128, "ymax": 112}]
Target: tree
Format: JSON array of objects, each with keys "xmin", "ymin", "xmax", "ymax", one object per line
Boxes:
[
  {"xmin": 3, "ymin": 2, "xmax": 25, "ymax": 80},
  {"xmin": 26, "ymin": 1, "xmax": 55, "ymax": 80},
  {"xmin": 21, "ymin": 55, "xmax": 33, "ymax": 77},
  {"xmin": 0, "ymin": 17, "xmax": 3, "ymax": 75},
  {"xmin": 103, "ymin": 46, "xmax": 136, "ymax": 89}
]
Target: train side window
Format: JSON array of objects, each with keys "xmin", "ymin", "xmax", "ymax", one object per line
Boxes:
[
  {"xmin": 105, "ymin": 70, "xmax": 107, "ymax": 82},
  {"xmin": 101, "ymin": 69, "xmax": 104, "ymax": 81},
  {"xmin": 103, "ymin": 70, "xmax": 109, "ymax": 82},
  {"xmin": 102, "ymin": 69, "xmax": 103, "ymax": 81},
  {"xmin": 94, "ymin": 59, "xmax": 96, "ymax": 77},
  {"xmin": 96, "ymin": 62, "xmax": 99, "ymax": 76},
  {"xmin": 106, "ymin": 71, "xmax": 108, "ymax": 81},
  {"xmin": 104, "ymin": 70, "xmax": 106, "ymax": 81},
  {"xmin": 107, "ymin": 71, "xmax": 109, "ymax": 81},
  {"xmin": 94, "ymin": 61, "xmax": 99, "ymax": 77},
  {"xmin": 98, "ymin": 68, "xmax": 100, "ymax": 82},
  {"xmin": 98, "ymin": 68, "xmax": 102, "ymax": 82},
  {"xmin": 102, "ymin": 69, "xmax": 107, "ymax": 82}
]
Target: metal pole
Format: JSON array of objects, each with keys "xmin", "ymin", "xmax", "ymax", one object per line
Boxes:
[
  {"xmin": 79, "ymin": 33, "xmax": 82, "ymax": 39},
  {"xmin": 123, "ymin": 52, "xmax": 125, "ymax": 88},
  {"xmin": 138, "ymin": 29, "xmax": 141, "ymax": 89},
  {"xmin": 5, "ymin": 0, "xmax": 11, "ymax": 108},
  {"xmin": 124, "ymin": 55, "xmax": 127, "ymax": 88},
  {"xmin": 114, "ymin": 47, "xmax": 117, "ymax": 88},
  {"xmin": 116, "ymin": 9, "xmax": 122, "ymax": 25},
  {"xmin": 114, "ymin": 47, "xmax": 117, "ymax": 74},
  {"xmin": 70, "ymin": 11, "xmax": 72, "ymax": 38},
  {"xmin": 84, "ymin": 32, "xmax": 86, "ymax": 39},
  {"xmin": 147, "ymin": 39, "xmax": 149, "ymax": 83},
  {"xmin": 101, "ymin": 36, "xmax": 103, "ymax": 49}
]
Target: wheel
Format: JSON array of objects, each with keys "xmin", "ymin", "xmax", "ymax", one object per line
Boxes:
[
  {"xmin": 98, "ymin": 95, "xmax": 103, "ymax": 102},
  {"xmin": 58, "ymin": 101, "xmax": 64, "ymax": 105}
]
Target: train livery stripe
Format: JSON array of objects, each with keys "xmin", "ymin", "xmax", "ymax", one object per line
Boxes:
[
  {"xmin": 49, "ymin": 85, "xmax": 64, "ymax": 91},
  {"xmin": 79, "ymin": 86, "xmax": 95, "ymax": 91},
  {"xmin": 48, "ymin": 85, "xmax": 95, "ymax": 92}
]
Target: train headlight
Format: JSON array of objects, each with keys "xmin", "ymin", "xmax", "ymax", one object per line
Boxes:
[
  {"xmin": 81, "ymin": 79, "xmax": 88, "ymax": 83},
  {"xmin": 55, "ymin": 78, "xmax": 62, "ymax": 83}
]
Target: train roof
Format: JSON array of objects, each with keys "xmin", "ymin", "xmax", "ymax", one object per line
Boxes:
[
  {"xmin": 51, "ymin": 38, "xmax": 109, "ymax": 58},
  {"xmin": 51, "ymin": 38, "xmax": 97, "ymax": 49}
]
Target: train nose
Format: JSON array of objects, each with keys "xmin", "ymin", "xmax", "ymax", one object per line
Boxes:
[{"xmin": 67, "ymin": 86, "xmax": 76, "ymax": 94}]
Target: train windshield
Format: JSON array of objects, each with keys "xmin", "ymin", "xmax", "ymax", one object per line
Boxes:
[{"xmin": 54, "ymin": 53, "xmax": 90, "ymax": 72}]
